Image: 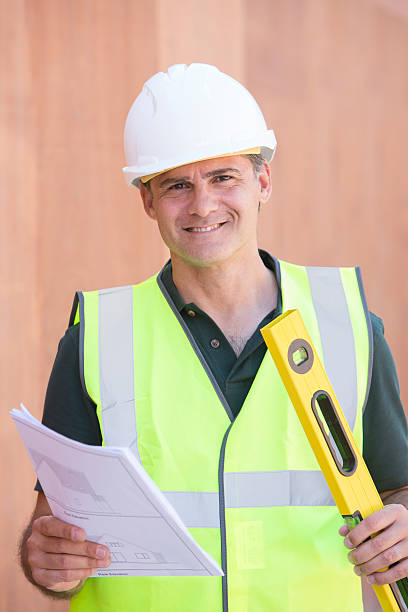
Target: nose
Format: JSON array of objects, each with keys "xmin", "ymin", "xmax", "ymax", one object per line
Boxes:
[{"xmin": 187, "ymin": 182, "xmax": 219, "ymax": 217}]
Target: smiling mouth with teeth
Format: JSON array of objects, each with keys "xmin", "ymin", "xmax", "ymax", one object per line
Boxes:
[{"xmin": 185, "ymin": 223, "xmax": 226, "ymax": 233}]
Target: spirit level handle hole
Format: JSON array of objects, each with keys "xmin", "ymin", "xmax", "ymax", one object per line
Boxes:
[{"xmin": 311, "ymin": 391, "xmax": 357, "ymax": 476}]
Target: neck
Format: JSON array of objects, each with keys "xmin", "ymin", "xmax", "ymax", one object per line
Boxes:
[{"xmin": 171, "ymin": 248, "xmax": 278, "ymax": 355}]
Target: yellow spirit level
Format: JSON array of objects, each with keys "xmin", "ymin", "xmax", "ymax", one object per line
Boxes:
[{"xmin": 261, "ymin": 308, "xmax": 408, "ymax": 612}]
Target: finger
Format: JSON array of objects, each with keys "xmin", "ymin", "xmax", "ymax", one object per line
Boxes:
[
  {"xmin": 351, "ymin": 539, "xmax": 408, "ymax": 576},
  {"xmin": 31, "ymin": 566, "xmax": 95, "ymax": 589},
  {"xmin": 365, "ymin": 558, "xmax": 408, "ymax": 586},
  {"xmin": 33, "ymin": 533, "xmax": 110, "ymax": 560},
  {"xmin": 347, "ymin": 521, "xmax": 408, "ymax": 566},
  {"xmin": 344, "ymin": 505, "xmax": 406, "ymax": 549},
  {"xmin": 348, "ymin": 521, "xmax": 408, "ymax": 573},
  {"xmin": 31, "ymin": 550, "xmax": 111, "ymax": 571},
  {"xmin": 339, "ymin": 524, "xmax": 349, "ymax": 537},
  {"xmin": 33, "ymin": 516, "xmax": 86, "ymax": 542}
]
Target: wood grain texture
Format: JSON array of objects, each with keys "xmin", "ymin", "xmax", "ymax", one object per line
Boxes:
[
  {"xmin": 248, "ymin": 0, "xmax": 408, "ymax": 408},
  {"xmin": 1, "ymin": 0, "xmax": 407, "ymax": 609}
]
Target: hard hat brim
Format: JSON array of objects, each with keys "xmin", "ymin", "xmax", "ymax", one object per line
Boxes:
[{"xmin": 123, "ymin": 132, "xmax": 277, "ymax": 189}]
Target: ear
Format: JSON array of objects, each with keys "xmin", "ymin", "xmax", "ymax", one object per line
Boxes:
[
  {"xmin": 139, "ymin": 183, "xmax": 157, "ymax": 220},
  {"xmin": 257, "ymin": 161, "xmax": 272, "ymax": 204}
]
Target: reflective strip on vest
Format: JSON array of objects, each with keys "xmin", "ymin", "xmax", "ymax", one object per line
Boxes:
[
  {"xmin": 224, "ymin": 469, "xmax": 334, "ymax": 508},
  {"xmin": 163, "ymin": 491, "xmax": 220, "ymax": 528},
  {"xmin": 97, "ymin": 285, "xmax": 141, "ymax": 461},
  {"xmin": 306, "ymin": 266, "xmax": 357, "ymax": 430},
  {"xmin": 163, "ymin": 470, "xmax": 335, "ymax": 528}
]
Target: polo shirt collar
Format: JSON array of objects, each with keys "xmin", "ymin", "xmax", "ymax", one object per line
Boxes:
[{"xmin": 158, "ymin": 250, "xmax": 281, "ymax": 314}]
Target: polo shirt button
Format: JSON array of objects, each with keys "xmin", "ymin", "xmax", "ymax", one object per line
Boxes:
[
  {"xmin": 210, "ymin": 338, "xmax": 220, "ymax": 349},
  {"xmin": 187, "ymin": 309, "xmax": 196, "ymax": 317}
]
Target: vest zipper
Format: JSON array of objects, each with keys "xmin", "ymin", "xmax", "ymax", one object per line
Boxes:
[{"xmin": 219, "ymin": 423, "xmax": 233, "ymax": 611}]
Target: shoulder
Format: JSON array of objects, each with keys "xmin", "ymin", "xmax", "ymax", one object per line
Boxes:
[
  {"xmin": 363, "ymin": 312, "xmax": 408, "ymax": 491},
  {"xmin": 65, "ymin": 322, "xmax": 80, "ymax": 340},
  {"xmin": 71, "ymin": 275, "xmax": 163, "ymax": 320},
  {"xmin": 368, "ymin": 311, "xmax": 397, "ymax": 373},
  {"xmin": 58, "ymin": 322, "xmax": 80, "ymax": 352},
  {"xmin": 47, "ymin": 324, "xmax": 81, "ymax": 382},
  {"xmin": 369, "ymin": 311, "xmax": 384, "ymax": 338},
  {"xmin": 367, "ymin": 310, "xmax": 400, "ymax": 393}
]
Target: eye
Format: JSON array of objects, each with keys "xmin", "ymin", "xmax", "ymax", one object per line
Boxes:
[
  {"xmin": 214, "ymin": 175, "xmax": 232, "ymax": 183},
  {"xmin": 169, "ymin": 182, "xmax": 188, "ymax": 191}
]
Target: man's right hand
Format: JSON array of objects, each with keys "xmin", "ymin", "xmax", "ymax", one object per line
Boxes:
[{"xmin": 22, "ymin": 494, "xmax": 111, "ymax": 595}]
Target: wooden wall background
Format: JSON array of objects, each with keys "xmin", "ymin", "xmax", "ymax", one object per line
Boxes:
[{"xmin": 1, "ymin": 0, "xmax": 407, "ymax": 609}]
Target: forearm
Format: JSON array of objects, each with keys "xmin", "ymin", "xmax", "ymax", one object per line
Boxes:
[{"xmin": 381, "ymin": 489, "xmax": 408, "ymax": 510}]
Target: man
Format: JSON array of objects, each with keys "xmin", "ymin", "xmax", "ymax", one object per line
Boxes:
[{"xmin": 20, "ymin": 63, "xmax": 408, "ymax": 610}]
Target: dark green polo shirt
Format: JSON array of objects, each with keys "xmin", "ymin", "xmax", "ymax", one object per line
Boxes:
[{"xmin": 36, "ymin": 252, "xmax": 408, "ymax": 494}]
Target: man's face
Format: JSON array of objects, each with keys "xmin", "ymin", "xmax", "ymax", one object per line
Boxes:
[{"xmin": 140, "ymin": 155, "xmax": 271, "ymax": 268}]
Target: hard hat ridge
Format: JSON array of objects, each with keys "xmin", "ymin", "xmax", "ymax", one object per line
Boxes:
[{"xmin": 123, "ymin": 63, "xmax": 277, "ymax": 188}]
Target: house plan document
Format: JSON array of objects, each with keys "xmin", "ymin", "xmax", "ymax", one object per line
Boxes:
[{"xmin": 11, "ymin": 405, "xmax": 223, "ymax": 578}]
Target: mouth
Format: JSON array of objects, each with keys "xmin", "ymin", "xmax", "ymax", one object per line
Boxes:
[{"xmin": 184, "ymin": 222, "xmax": 226, "ymax": 233}]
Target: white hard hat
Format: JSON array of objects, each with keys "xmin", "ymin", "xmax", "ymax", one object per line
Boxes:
[{"xmin": 122, "ymin": 63, "xmax": 277, "ymax": 188}]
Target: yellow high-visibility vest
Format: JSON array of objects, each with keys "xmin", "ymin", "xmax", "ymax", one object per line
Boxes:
[{"xmin": 70, "ymin": 257, "xmax": 371, "ymax": 611}]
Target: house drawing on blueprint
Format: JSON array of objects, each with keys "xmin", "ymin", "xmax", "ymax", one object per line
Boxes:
[
  {"xmin": 29, "ymin": 448, "xmax": 115, "ymax": 514},
  {"xmin": 87, "ymin": 533, "xmax": 169, "ymax": 565}
]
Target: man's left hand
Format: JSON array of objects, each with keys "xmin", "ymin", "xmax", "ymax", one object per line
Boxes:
[{"xmin": 339, "ymin": 503, "xmax": 408, "ymax": 585}]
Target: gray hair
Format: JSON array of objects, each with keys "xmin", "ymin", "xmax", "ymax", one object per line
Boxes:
[{"xmin": 246, "ymin": 153, "xmax": 267, "ymax": 176}]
